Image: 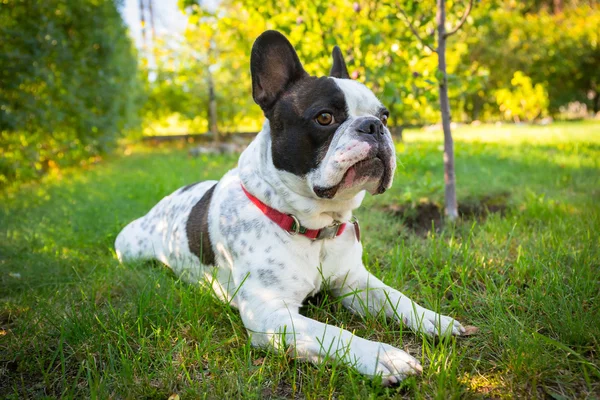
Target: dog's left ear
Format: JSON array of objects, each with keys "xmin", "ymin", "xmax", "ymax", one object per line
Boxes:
[
  {"xmin": 251, "ymin": 30, "xmax": 308, "ymax": 112},
  {"xmin": 330, "ymin": 46, "xmax": 350, "ymax": 79}
]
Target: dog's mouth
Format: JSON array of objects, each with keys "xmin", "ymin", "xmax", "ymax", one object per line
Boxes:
[{"xmin": 313, "ymin": 155, "xmax": 390, "ymax": 199}]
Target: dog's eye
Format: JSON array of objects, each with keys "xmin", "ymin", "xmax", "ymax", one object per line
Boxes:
[
  {"xmin": 316, "ymin": 112, "xmax": 334, "ymax": 126},
  {"xmin": 381, "ymin": 114, "xmax": 389, "ymax": 127}
]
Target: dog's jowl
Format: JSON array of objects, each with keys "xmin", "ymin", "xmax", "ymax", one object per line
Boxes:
[{"xmin": 115, "ymin": 30, "xmax": 465, "ymax": 386}]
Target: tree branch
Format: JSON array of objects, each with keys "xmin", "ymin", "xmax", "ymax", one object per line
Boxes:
[
  {"xmin": 396, "ymin": 4, "xmax": 437, "ymax": 53},
  {"xmin": 444, "ymin": 0, "xmax": 474, "ymax": 38}
]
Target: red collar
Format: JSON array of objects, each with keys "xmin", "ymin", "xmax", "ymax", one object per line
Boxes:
[{"xmin": 241, "ymin": 184, "xmax": 351, "ymax": 240}]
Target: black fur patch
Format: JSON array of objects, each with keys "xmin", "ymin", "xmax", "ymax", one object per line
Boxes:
[
  {"xmin": 251, "ymin": 30, "xmax": 308, "ymax": 111},
  {"xmin": 330, "ymin": 46, "xmax": 350, "ymax": 79},
  {"xmin": 269, "ymin": 76, "xmax": 348, "ymax": 175},
  {"xmin": 250, "ymin": 30, "xmax": 349, "ymax": 176},
  {"xmin": 180, "ymin": 181, "xmax": 200, "ymax": 193},
  {"xmin": 186, "ymin": 184, "xmax": 217, "ymax": 265}
]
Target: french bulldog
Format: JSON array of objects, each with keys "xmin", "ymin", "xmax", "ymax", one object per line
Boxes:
[{"xmin": 115, "ymin": 30, "xmax": 465, "ymax": 386}]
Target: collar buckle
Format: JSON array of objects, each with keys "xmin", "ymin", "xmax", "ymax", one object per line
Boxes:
[
  {"xmin": 314, "ymin": 220, "xmax": 343, "ymax": 240},
  {"xmin": 288, "ymin": 214, "xmax": 301, "ymax": 235}
]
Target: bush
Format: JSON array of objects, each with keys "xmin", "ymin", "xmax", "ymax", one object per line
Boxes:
[
  {"xmin": 465, "ymin": 4, "xmax": 600, "ymax": 118},
  {"xmin": 0, "ymin": 0, "xmax": 141, "ymax": 185},
  {"xmin": 495, "ymin": 71, "xmax": 549, "ymax": 122}
]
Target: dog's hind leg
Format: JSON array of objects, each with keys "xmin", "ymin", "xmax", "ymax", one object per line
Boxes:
[{"xmin": 114, "ymin": 216, "xmax": 162, "ymax": 263}]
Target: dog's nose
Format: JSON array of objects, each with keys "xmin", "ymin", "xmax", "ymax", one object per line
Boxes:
[{"xmin": 357, "ymin": 117, "xmax": 384, "ymax": 136}]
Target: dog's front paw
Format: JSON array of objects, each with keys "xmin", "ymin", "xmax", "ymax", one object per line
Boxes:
[
  {"xmin": 356, "ymin": 342, "xmax": 422, "ymax": 386},
  {"xmin": 404, "ymin": 307, "xmax": 465, "ymax": 337}
]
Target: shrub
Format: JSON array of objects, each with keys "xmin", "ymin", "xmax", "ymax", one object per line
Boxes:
[
  {"xmin": 0, "ymin": 0, "xmax": 141, "ymax": 185},
  {"xmin": 495, "ymin": 71, "xmax": 549, "ymax": 122}
]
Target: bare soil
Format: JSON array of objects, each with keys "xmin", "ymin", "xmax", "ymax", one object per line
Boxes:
[{"xmin": 384, "ymin": 192, "xmax": 510, "ymax": 235}]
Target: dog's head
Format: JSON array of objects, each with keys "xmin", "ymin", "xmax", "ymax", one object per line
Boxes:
[{"xmin": 251, "ymin": 30, "xmax": 396, "ymax": 201}]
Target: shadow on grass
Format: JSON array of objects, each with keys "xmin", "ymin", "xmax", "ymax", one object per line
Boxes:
[{"xmin": 382, "ymin": 191, "xmax": 511, "ymax": 236}]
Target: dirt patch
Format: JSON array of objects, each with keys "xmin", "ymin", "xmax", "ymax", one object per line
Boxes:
[
  {"xmin": 384, "ymin": 192, "xmax": 510, "ymax": 235},
  {"xmin": 459, "ymin": 192, "xmax": 510, "ymax": 218},
  {"xmin": 261, "ymin": 381, "xmax": 303, "ymax": 400}
]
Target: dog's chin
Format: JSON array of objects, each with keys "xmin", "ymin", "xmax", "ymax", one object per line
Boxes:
[{"xmin": 313, "ymin": 157, "xmax": 390, "ymax": 200}]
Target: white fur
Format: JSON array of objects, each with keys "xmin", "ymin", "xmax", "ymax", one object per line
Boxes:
[
  {"xmin": 332, "ymin": 78, "xmax": 383, "ymax": 117},
  {"xmin": 115, "ymin": 80, "xmax": 464, "ymax": 386}
]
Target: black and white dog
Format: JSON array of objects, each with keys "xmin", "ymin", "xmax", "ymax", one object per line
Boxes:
[{"xmin": 115, "ymin": 30, "xmax": 465, "ymax": 386}]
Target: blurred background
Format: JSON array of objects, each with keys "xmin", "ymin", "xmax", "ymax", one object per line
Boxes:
[{"xmin": 1, "ymin": 0, "xmax": 598, "ymax": 185}]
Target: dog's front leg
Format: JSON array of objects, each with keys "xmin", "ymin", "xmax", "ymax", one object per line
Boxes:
[
  {"xmin": 334, "ymin": 266, "xmax": 465, "ymax": 337},
  {"xmin": 236, "ymin": 292, "xmax": 422, "ymax": 386}
]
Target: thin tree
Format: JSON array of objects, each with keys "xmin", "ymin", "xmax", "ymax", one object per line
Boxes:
[
  {"xmin": 207, "ymin": 38, "xmax": 219, "ymax": 143},
  {"xmin": 397, "ymin": 0, "xmax": 473, "ymax": 220},
  {"xmin": 139, "ymin": 0, "xmax": 147, "ymax": 51},
  {"xmin": 147, "ymin": 0, "xmax": 156, "ymax": 43}
]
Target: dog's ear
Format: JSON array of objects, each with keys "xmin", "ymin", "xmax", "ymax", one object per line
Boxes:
[
  {"xmin": 251, "ymin": 30, "xmax": 307, "ymax": 112},
  {"xmin": 330, "ymin": 46, "xmax": 350, "ymax": 79}
]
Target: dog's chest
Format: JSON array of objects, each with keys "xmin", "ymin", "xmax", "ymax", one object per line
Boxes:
[
  {"xmin": 260, "ymin": 234, "xmax": 339, "ymax": 287},
  {"xmin": 280, "ymin": 231, "xmax": 355, "ymax": 285}
]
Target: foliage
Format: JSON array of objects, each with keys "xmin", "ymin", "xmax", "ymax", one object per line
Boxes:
[
  {"xmin": 3, "ymin": 0, "xmax": 599, "ymax": 185},
  {"xmin": 164, "ymin": 0, "xmax": 479, "ymax": 128},
  {"xmin": 151, "ymin": 0, "xmax": 598, "ymax": 131},
  {"xmin": 465, "ymin": 3, "xmax": 600, "ymax": 117},
  {"xmin": 0, "ymin": 0, "xmax": 141, "ymax": 185},
  {"xmin": 495, "ymin": 71, "xmax": 549, "ymax": 122},
  {"xmin": 142, "ymin": 1, "xmax": 264, "ymax": 135},
  {"xmin": 1, "ymin": 122, "xmax": 600, "ymax": 397}
]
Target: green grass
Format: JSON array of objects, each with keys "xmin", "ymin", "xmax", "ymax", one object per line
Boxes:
[{"xmin": 1, "ymin": 121, "xmax": 599, "ymax": 398}]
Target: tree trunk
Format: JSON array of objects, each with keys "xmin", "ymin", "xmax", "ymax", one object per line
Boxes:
[
  {"xmin": 207, "ymin": 70, "xmax": 219, "ymax": 143},
  {"xmin": 474, "ymin": 95, "xmax": 482, "ymax": 121},
  {"xmin": 148, "ymin": 0, "xmax": 155, "ymax": 40},
  {"xmin": 139, "ymin": 0, "xmax": 147, "ymax": 50},
  {"xmin": 148, "ymin": 0, "xmax": 156, "ymax": 53},
  {"xmin": 553, "ymin": 0, "xmax": 563, "ymax": 14},
  {"xmin": 437, "ymin": 0, "xmax": 459, "ymax": 220}
]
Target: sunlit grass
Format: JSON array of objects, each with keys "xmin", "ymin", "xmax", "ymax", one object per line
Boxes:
[
  {"xmin": 1, "ymin": 121, "xmax": 599, "ymax": 398},
  {"xmin": 142, "ymin": 112, "xmax": 263, "ymax": 136},
  {"xmin": 405, "ymin": 120, "xmax": 600, "ymax": 145}
]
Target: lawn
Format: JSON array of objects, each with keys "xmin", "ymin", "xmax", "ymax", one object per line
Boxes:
[{"xmin": 1, "ymin": 121, "xmax": 599, "ymax": 399}]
